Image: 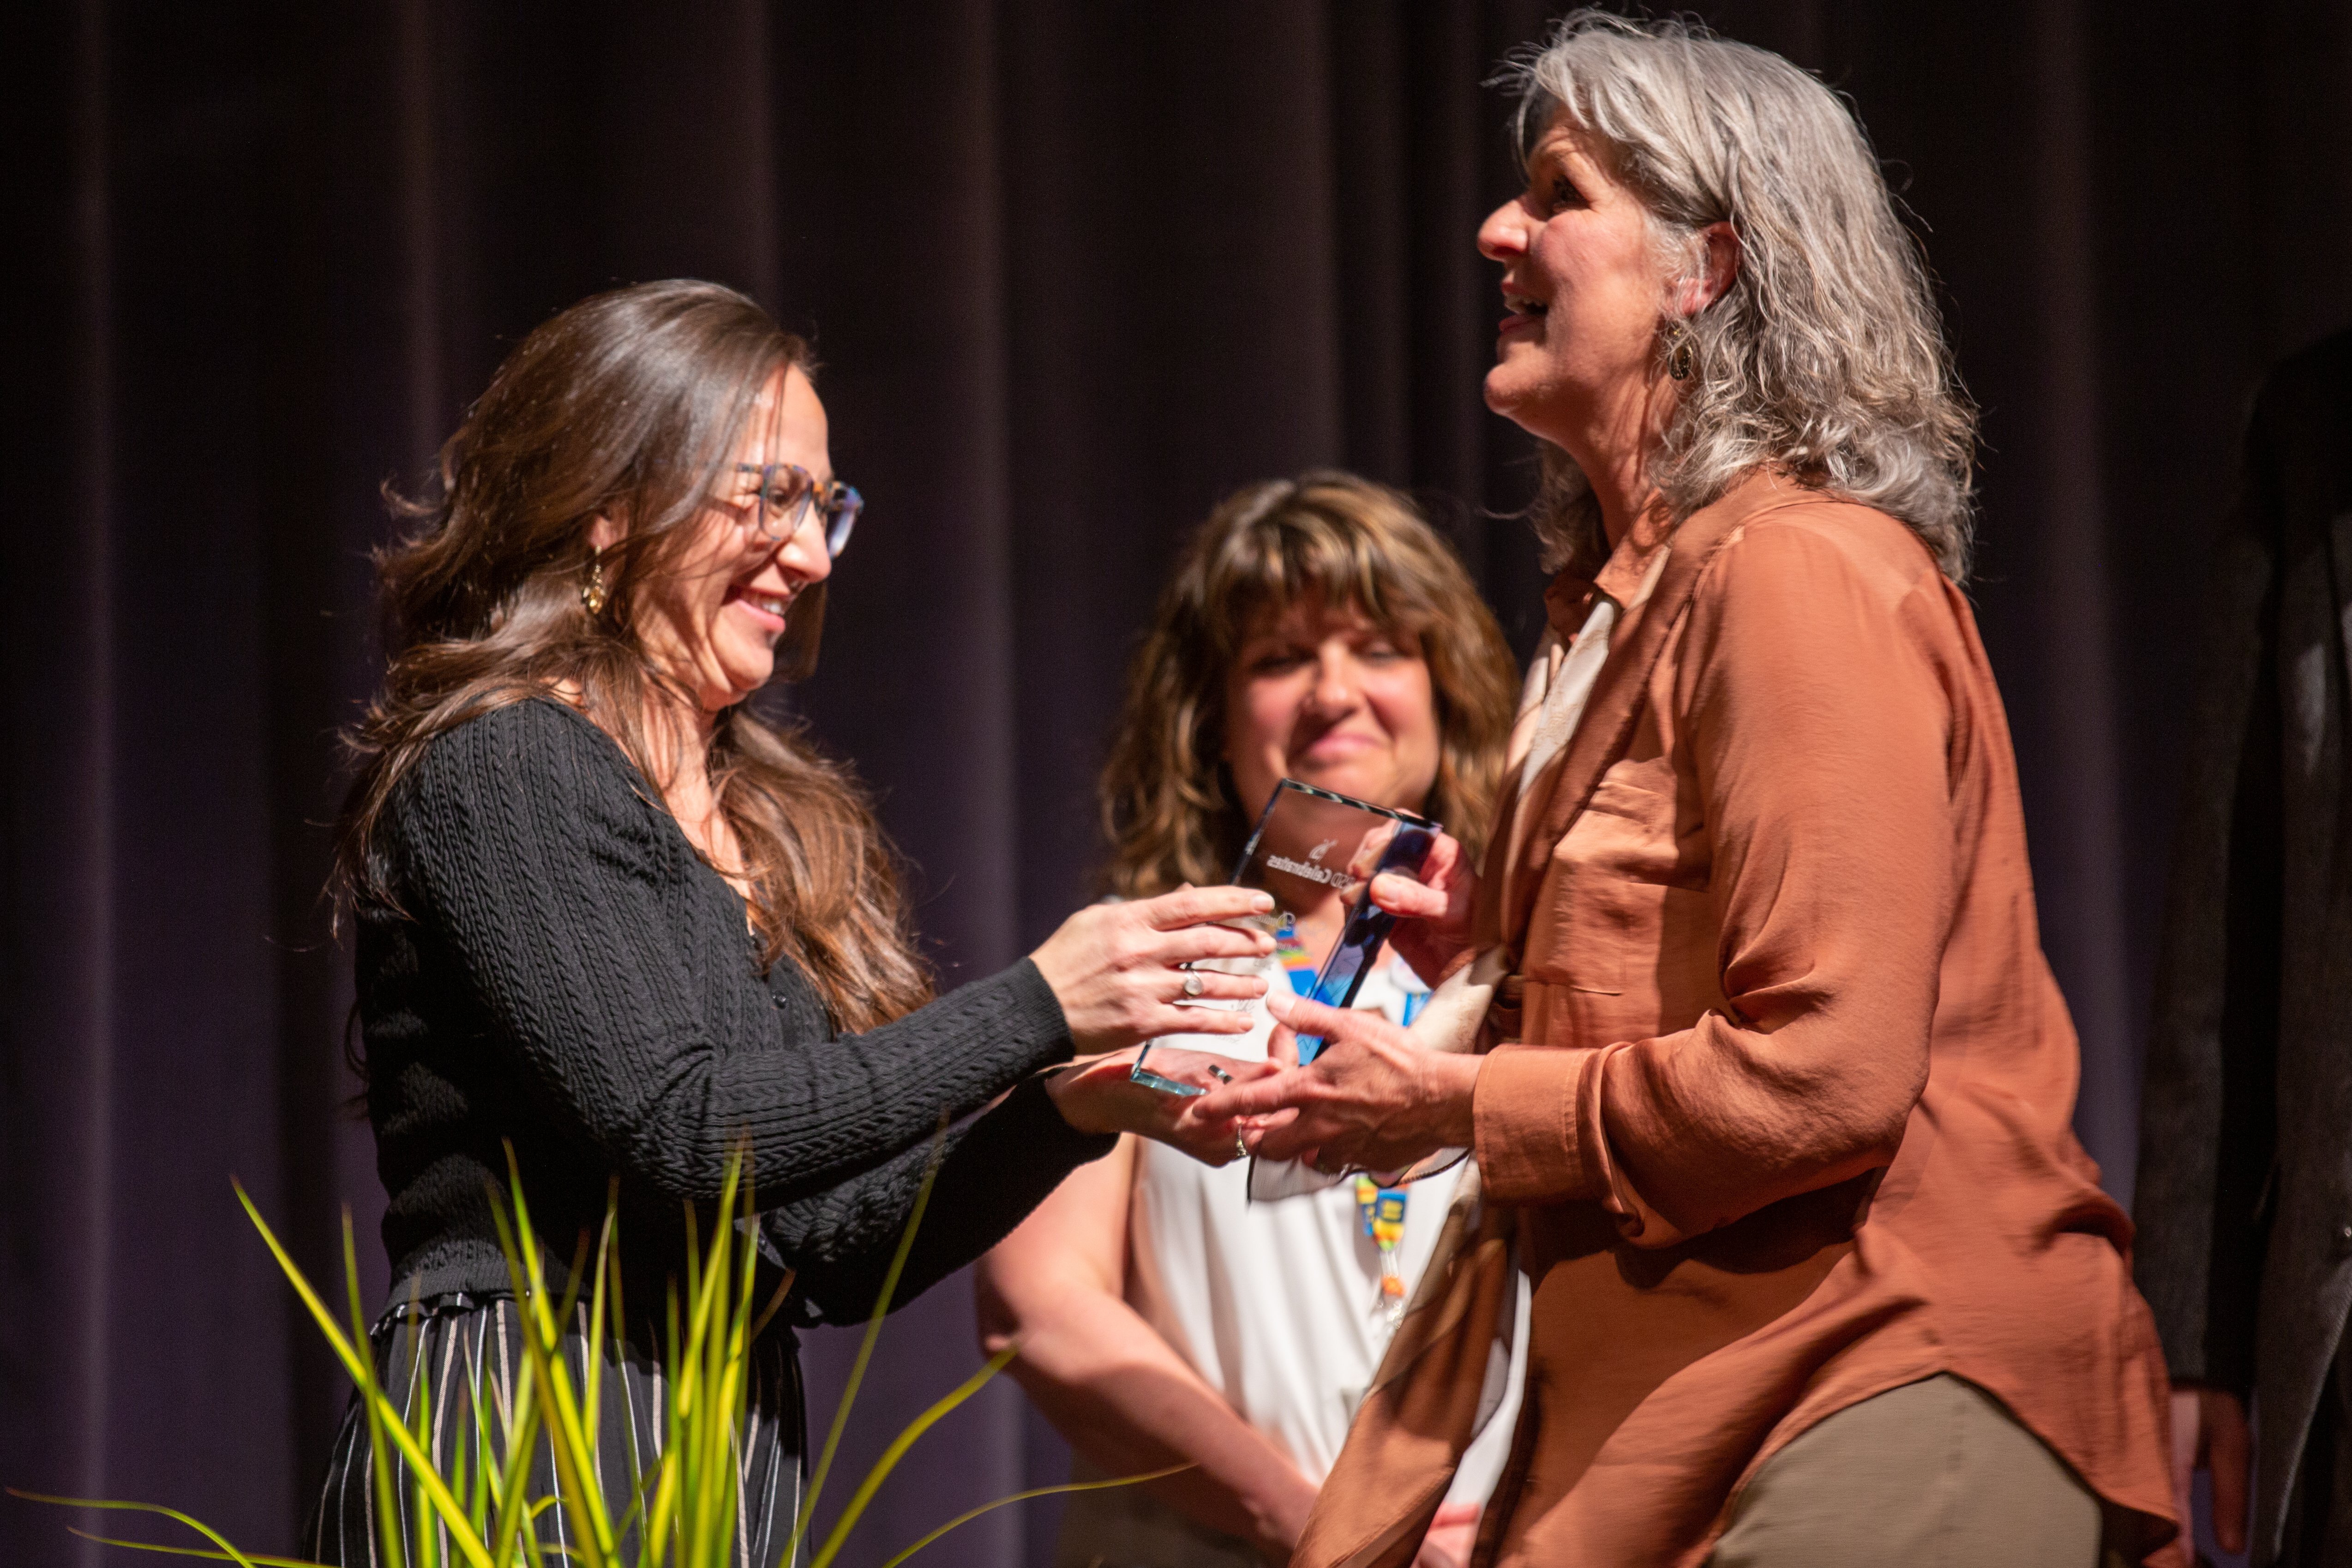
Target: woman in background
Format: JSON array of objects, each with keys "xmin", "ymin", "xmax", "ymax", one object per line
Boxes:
[{"xmin": 978, "ymin": 474, "xmax": 1524, "ymax": 1568}]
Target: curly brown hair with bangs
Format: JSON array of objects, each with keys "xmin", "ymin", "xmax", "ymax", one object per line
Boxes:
[{"xmin": 1101, "ymin": 473, "xmax": 1519, "ymax": 899}]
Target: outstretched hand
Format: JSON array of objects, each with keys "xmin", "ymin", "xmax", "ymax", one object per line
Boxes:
[
  {"xmin": 1030, "ymin": 886, "xmax": 1276, "ymax": 1055},
  {"xmin": 1192, "ymin": 991, "xmax": 1479, "ymax": 1174},
  {"xmin": 1043, "ymin": 1045, "xmax": 1277, "ymax": 1165},
  {"xmin": 1369, "ymin": 832, "xmax": 1479, "ymax": 986}
]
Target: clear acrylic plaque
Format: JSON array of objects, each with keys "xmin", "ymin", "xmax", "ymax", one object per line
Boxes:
[{"xmin": 1228, "ymin": 780, "xmax": 1439, "ymax": 1062}]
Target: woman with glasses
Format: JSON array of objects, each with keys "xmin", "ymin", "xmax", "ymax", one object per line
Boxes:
[
  {"xmin": 310, "ymin": 279, "xmax": 1277, "ymax": 1566},
  {"xmin": 976, "ymin": 475, "xmax": 1525, "ymax": 1568}
]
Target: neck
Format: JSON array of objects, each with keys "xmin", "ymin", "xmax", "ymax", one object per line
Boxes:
[
  {"xmin": 1558, "ymin": 374, "xmax": 1679, "ymax": 552},
  {"xmin": 636, "ymin": 681, "xmax": 720, "ymax": 802}
]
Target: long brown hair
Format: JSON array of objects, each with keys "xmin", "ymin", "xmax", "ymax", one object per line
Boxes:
[
  {"xmin": 1101, "ymin": 473, "xmax": 1518, "ymax": 898},
  {"xmin": 335, "ymin": 279, "xmax": 929, "ymax": 1030}
]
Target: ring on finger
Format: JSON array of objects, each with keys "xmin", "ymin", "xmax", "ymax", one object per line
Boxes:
[{"xmin": 1181, "ymin": 968, "xmax": 1205, "ymax": 999}]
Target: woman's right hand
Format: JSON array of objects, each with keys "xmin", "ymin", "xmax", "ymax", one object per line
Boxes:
[
  {"xmin": 1370, "ymin": 831, "xmax": 1479, "ymax": 985},
  {"xmin": 1030, "ymin": 886, "xmax": 1277, "ymax": 1055},
  {"xmin": 1043, "ymin": 1046, "xmax": 1278, "ymax": 1164}
]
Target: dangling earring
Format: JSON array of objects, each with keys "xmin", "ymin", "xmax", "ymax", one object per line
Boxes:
[
  {"xmin": 582, "ymin": 547, "xmax": 609, "ymax": 615},
  {"xmin": 1663, "ymin": 318, "xmax": 1696, "ymax": 382}
]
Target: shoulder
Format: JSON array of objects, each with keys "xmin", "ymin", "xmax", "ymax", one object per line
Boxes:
[
  {"xmin": 1697, "ymin": 494, "xmax": 1944, "ymax": 613},
  {"xmin": 1677, "ymin": 495, "xmax": 1963, "ymax": 702},
  {"xmin": 394, "ymin": 696, "xmax": 664, "ymax": 854},
  {"xmin": 409, "ymin": 696, "xmax": 637, "ymax": 793}
]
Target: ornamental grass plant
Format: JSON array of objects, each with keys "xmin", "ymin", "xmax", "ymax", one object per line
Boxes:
[{"xmin": 16, "ymin": 1133, "xmax": 1179, "ymax": 1568}]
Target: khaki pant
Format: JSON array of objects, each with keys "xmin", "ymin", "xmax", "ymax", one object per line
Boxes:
[{"xmin": 1711, "ymin": 1375, "xmax": 2112, "ymax": 1568}]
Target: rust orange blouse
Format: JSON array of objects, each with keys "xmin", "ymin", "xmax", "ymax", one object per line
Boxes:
[{"xmin": 1302, "ymin": 474, "xmax": 2178, "ymax": 1568}]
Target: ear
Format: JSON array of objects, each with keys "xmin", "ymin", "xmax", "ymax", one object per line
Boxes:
[
  {"xmin": 1674, "ymin": 221, "xmax": 1741, "ymax": 316},
  {"xmin": 587, "ymin": 514, "xmax": 623, "ymax": 553}
]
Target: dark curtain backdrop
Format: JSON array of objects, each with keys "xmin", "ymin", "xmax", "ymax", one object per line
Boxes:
[{"xmin": 6, "ymin": 3, "xmax": 2348, "ymax": 1566}]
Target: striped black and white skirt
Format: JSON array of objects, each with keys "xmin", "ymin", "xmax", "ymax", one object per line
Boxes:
[{"xmin": 305, "ymin": 1291, "xmax": 804, "ymax": 1568}]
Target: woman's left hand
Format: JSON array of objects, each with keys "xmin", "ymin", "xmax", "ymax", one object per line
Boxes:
[
  {"xmin": 1044, "ymin": 1046, "xmax": 1278, "ymax": 1165},
  {"xmin": 1192, "ymin": 991, "xmax": 1480, "ymax": 1173}
]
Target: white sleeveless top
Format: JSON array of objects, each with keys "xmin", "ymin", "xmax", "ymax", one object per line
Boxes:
[{"xmin": 1124, "ymin": 951, "xmax": 1527, "ymax": 1496}]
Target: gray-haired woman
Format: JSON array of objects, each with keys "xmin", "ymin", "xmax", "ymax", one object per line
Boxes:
[{"xmin": 1200, "ymin": 14, "xmax": 2178, "ymax": 1567}]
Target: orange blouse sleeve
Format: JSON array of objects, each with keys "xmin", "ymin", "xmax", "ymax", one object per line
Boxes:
[{"xmin": 1473, "ymin": 516, "xmax": 1962, "ymax": 1247}]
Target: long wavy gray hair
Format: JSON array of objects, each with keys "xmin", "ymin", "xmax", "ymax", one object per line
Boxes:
[{"xmin": 1503, "ymin": 12, "xmax": 1978, "ymax": 581}]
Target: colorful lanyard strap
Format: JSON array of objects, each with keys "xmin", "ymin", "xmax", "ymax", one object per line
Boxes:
[
  {"xmin": 1355, "ymin": 1174, "xmax": 1410, "ymax": 1329},
  {"xmin": 1283, "ymin": 938, "xmax": 1428, "ymax": 1333}
]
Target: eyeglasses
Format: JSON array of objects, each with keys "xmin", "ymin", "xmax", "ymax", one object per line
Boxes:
[{"xmin": 734, "ymin": 462, "xmax": 861, "ymax": 558}]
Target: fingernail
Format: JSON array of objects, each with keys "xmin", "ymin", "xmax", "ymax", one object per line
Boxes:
[
  {"xmin": 1250, "ymin": 893, "xmax": 1275, "ymax": 912},
  {"xmin": 1265, "ymin": 989, "xmax": 1293, "ymax": 1017}
]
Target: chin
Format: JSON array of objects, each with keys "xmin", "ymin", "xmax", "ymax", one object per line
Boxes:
[
  {"xmin": 713, "ymin": 643, "xmax": 777, "ymax": 696},
  {"xmin": 1483, "ymin": 366, "xmax": 1531, "ymax": 420}
]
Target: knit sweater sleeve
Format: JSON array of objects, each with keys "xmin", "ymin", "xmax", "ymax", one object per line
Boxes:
[
  {"xmin": 385, "ymin": 700, "xmax": 1081, "ymax": 1207},
  {"xmin": 763, "ymin": 1074, "xmax": 1116, "ymax": 1325}
]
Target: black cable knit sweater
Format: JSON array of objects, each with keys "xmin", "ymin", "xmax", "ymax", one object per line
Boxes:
[{"xmin": 357, "ymin": 697, "xmax": 1110, "ymax": 1328}]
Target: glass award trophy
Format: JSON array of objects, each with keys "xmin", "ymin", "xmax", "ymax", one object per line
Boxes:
[
  {"xmin": 1232, "ymin": 780, "xmax": 1439, "ymax": 1063},
  {"xmin": 1128, "ymin": 779, "xmax": 1439, "ymax": 1097}
]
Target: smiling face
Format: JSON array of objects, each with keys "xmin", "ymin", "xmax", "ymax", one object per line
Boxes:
[
  {"xmin": 1477, "ymin": 113, "xmax": 1674, "ymax": 454},
  {"xmin": 600, "ymin": 366, "xmax": 835, "ymax": 715},
  {"xmin": 1221, "ymin": 595, "xmax": 1441, "ymax": 825}
]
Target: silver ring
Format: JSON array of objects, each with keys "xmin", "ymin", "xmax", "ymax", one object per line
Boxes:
[{"xmin": 1181, "ymin": 970, "xmax": 1205, "ymax": 999}]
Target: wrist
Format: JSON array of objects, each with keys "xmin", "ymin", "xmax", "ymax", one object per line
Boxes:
[
  {"xmin": 1243, "ymin": 1469, "xmax": 1318, "ymax": 1558},
  {"xmin": 1040, "ymin": 1059, "xmax": 1115, "ymax": 1135},
  {"xmin": 1415, "ymin": 1051, "xmax": 1481, "ymax": 1148}
]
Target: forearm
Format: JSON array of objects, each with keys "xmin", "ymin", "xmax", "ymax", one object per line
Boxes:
[
  {"xmin": 768, "ymin": 1075, "xmax": 1113, "ymax": 1323},
  {"xmin": 987, "ymin": 1282, "xmax": 1316, "ymax": 1554}
]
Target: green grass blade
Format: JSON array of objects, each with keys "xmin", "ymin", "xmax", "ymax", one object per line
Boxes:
[
  {"xmin": 786, "ymin": 1116, "xmax": 949, "ymax": 1567},
  {"xmin": 232, "ymin": 1181, "xmax": 370, "ymax": 1396},
  {"xmin": 233, "ymin": 1190, "xmax": 490, "ymax": 1568},
  {"xmin": 60, "ymin": 1528, "xmax": 326, "ymax": 1567},
  {"xmin": 7, "ymin": 1493, "xmax": 265, "ymax": 1568},
  {"xmin": 346, "ymin": 1217, "xmax": 410, "ymax": 1568},
  {"xmin": 807, "ymin": 1344, "xmax": 1018, "ymax": 1568},
  {"xmin": 488, "ymin": 1170, "xmax": 617, "ymax": 1568},
  {"xmin": 582, "ymin": 1189, "xmax": 618, "ymax": 1456},
  {"xmin": 747, "ymin": 1266, "xmax": 795, "ymax": 1344},
  {"xmin": 872, "ymin": 1463, "xmax": 1197, "ymax": 1568}
]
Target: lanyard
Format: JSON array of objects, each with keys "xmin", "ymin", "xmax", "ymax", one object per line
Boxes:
[
  {"xmin": 1354, "ymin": 1175, "xmax": 1410, "ymax": 1329},
  {"xmin": 1283, "ymin": 943, "xmax": 1427, "ymax": 1332}
]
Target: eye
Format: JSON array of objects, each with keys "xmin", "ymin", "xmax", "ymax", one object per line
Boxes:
[
  {"xmin": 1247, "ymin": 646, "xmax": 1311, "ymax": 676},
  {"xmin": 1545, "ymin": 173, "xmax": 1586, "ymax": 213}
]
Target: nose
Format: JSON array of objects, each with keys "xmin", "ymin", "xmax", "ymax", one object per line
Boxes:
[
  {"xmin": 759, "ymin": 509, "xmax": 834, "ymax": 586},
  {"xmin": 1307, "ymin": 647, "xmax": 1358, "ymax": 714},
  {"xmin": 1477, "ymin": 195, "xmax": 1530, "ymax": 263}
]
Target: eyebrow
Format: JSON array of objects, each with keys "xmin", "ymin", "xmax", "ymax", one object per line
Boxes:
[{"xmin": 1522, "ymin": 136, "xmax": 1571, "ymax": 184}]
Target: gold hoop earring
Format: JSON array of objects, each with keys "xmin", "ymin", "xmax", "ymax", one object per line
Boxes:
[
  {"xmin": 582, "ymin": 547, "xmax": 609, "ymax": 616},
  {"xmin": 1664, "ymin": 319, "xmax": 1696, "ymax": 382}
]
